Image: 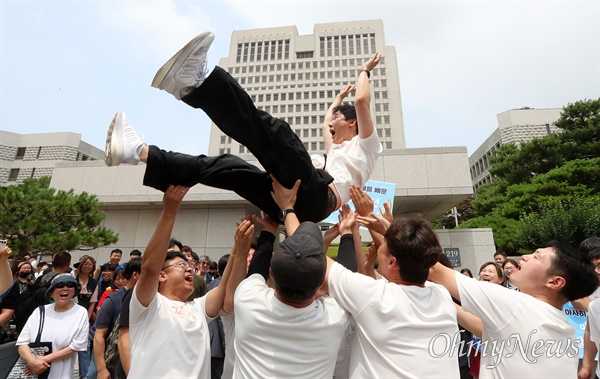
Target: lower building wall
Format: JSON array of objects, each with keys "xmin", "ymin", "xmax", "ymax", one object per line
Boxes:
[{"xmin": 436, "ymin": 228, "xmax": 496, "ymax": 275}]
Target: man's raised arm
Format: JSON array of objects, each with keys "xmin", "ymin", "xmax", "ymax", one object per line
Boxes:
[
  {"xmin": 323, "ymin": 85, "xmax": 355, "ymax": 152},
  {"xmin": 355, "ymin": 53, "xmax": 381, "ymax": 140},
  {"xmin": 428, "ymin": 262, "xmax": 460, "ymax": 301},
  {"xmin": 136, "ymin": 185, "xmax": 188, "ymax": 307}
]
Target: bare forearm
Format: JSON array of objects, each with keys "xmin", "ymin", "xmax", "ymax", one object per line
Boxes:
[
  {"xmin": 224, "ymin": 251, "xmax": 248, "ymax": 315},
  {"xmin": 353, "ymin": 230, "xmax": 368, "ymax": 275},
  {"xmin": 456, "ymin": 303, "xmax": 483, "ymax": 338},
  {"xmin": 428, "ymin": 262, "xmax": 460, "ymax": 301},
  {"xmin": 206, "ymin": 247, "xmax": 236, "ymax": 317},
  {"xmin": 43, "ymin": 346, "xmax": 76, "ymax": 363},
  {"xmin": 94, "ymin": 330, "xmax": 108, "ymax": 371},
  {"xmin": 0, "ymin": 260, "xmax": 12, "ymax": 295},
  {"xmin": 118, "ymin": 328, "xmax": 131, "ymax": 375},
  {"xmin": 581, "ymin": 324, "xmax": 598, "ymax": 370}
]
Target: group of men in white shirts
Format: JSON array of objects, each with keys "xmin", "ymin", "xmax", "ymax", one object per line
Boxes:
[{"xmin": 105, "ymin": 32, "xmax": 599, "ymax": 378}]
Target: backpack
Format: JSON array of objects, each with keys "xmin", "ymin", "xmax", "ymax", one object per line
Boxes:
[{"xmin": 104, "ymin": 315, "xmax": 121, "ymax": 371}]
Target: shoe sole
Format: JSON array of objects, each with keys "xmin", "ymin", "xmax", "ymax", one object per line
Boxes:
[
  {"xmin": 105, "ymin": 111, "xmax": 124, "ymax": 167},
  {"xmin": 151, "ymin": 32, "xmax": 215, "ymax": 90}
]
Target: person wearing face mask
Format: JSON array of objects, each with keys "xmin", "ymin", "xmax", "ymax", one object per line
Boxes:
[{"xmin": 0, "ymin": 261, "xmax": 35, "ymax": 342}]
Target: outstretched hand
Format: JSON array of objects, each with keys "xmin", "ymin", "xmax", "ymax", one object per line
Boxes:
[
  {"xmin": 362, "ymin": 53, "xmax": 381, "ymax": 71},
  {"xmin": 0, "ymin": 246, "xmax": 11, "ymax": 261},
  {"xmin": 337, "ymin": 84, "xmax": 355, "ymax": 99},
  {"xmin": 338, "ymin": 204, "xmax": 357, "ymax": 235},
  {"xmin": 270, "ymin": 175, "xmax": 300, "ymax": 211},
  {"xmin": 380, "ymin": 199, "xmax": 394, "ymax": 223},
  {"xmin": 234, "ymin": 220, "xmax": 254, "ymax": 256},
  {"xmin": 349, "ymin": 185, "xmax": 374, "ymax": 216},
  {"xmin": 252, "ymin": 211, "xmax": 279, "ymax": 236},
  {"xmin": 356, "ymin": 212, "xmax": 390, "ymax": 236},
  {"xmin": 163, "ymin": 185, "xmax": 189, "ymax": 215}
]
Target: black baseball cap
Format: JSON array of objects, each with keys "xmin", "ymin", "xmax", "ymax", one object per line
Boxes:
[{"xmin": 270, "ymin": 222, "xmax": 326, "ymax": 300}]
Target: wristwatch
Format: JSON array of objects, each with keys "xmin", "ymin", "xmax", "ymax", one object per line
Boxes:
[{"xmin": 279, "ymin": 209, "xmax": 295, "ymax": 222}]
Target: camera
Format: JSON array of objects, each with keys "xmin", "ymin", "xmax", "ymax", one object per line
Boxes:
[{"xmin": 26, "ymin": 274, "xmax": 35, "ymax": 282}]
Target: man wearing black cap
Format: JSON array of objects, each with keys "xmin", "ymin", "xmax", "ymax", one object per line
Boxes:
[
  {"xmin": 270, "ymin": 176, "xmax": 461, "ymax": 378},
  {"xmin": 228, "ymin": 209, "xmax": 350, "ymax": 378}
]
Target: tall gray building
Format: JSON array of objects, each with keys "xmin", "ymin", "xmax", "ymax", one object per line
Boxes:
[
  {"xmin": 0, "ymin": 131, "xmax": 103, "ymax": 185},
  {"xmin": 469, "ymin": 107, "xmax": 562, "ymax": 192},
  {"xmin": 208, "ymin": 19, "xmax": 405, "ymax": 155}
]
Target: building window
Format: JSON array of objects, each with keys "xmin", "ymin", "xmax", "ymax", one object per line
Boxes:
[
  {"xmin": 297, "ymin": 51, "xmax": 314, "ymax": 59},
  {"xmin": 15, "ymin": 147, "xmax": 26, "ymax": 160},
  {"xmin": 9, "ymin": 169, "xmax": 19, "ymax": 181},
  {"xmin": 236, "ymin": 43, "xmax": 242, "ymax": 63},
  {"xmin": 320, "ymin": 37, "xmax": 325, "ymax": 56},
  {"xmin": 370, "ymin": 33, "xmax": 376, "ymax": 53},
  {"xmin": 385, "ymin": 141, "xmax": 392, "ymax": 149}
]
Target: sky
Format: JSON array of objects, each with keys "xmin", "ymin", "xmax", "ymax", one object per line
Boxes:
[{"xmin": 1, "ymin": 1, "xmax": 598, "ymax": 157}]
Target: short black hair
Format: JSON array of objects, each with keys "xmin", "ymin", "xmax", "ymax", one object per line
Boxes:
[
  {"xmin": 217, "ymin": 254, "xmax": 230, "ymax": 276},
  {"xmin": 546, "ymin": 240, "xmax": 597, "ymax": 301},
  {"xmin": 494, "ymin": 250, "xmax": 508, "ymax": 258},
  {"xmin": 130, "ymin": 249, "xmax": 142, "ymax": 257},
  {"xmin": 169, "ymin": 238, "xmax": 183, "ymax": 251},
  {"xmin": 52, "ymin": 251, "xmax": 71, "ymax": 269},
  {"xmin": 332, "ymin": 104, "xmax": 358, "ymax": 134},
  {"xmin": 124, "ymin": 258, "xmax": 142, "ymax": 280},
  {"xmin": 111, "ymin": 249, "xmax": 123, "ymax": 255},
  {"xmin": 100, "ymin": 263, "xmax": 117, "ymax": 272},
  {"xmin": 588, "ymin": 248, "xmax": 600, "ymax": 261},
  {"xmin": 190, "ymin": 252, "xmax": 200, "ymax": 262},
  {"xmin": 384, "ymin": 218, "xmax": 442, "ymax": 284},
  {"xmin": 580, "ymin": 237, "xmax": 600, "ymax": 255},
  {"xmin": 164, "ymin": 250, "xmax": 187, "ymax": 265}
]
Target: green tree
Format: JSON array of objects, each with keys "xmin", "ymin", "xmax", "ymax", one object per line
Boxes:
[
  {"xmin": 465, "ymin": 98, "xmax": 600, "ymax": 253},
  {"xmin": 517, "ymin": 196, "xmax": 600, "ymax": 249},
  {"xmin": 432, "ymin": 196, "xmax": 476, "ymax": 229},
  {"xmin": 0, "ymin": 177, "xmax": 118, "ymax": 255}
]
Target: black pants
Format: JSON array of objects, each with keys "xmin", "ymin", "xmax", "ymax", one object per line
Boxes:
[{"xmin": 143, "ymin": 66, "xmax": 334, "ymax": 223}]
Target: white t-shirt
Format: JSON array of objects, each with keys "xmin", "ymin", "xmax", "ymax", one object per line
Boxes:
[
  {"xmin": 588, "ymin": 299, "xmax": 600, "ymax": 378},
  {"xmin": 129, "ymin": 290, "xmax": 212, "ymax": 378},
  {"xmin": 312, "ymin": 131, "xmax": 382, "ymax": 206},
  {"xmin": 221, "ymin": 311, "xmax": 235, "ymax": 379},
  {"xmin": 590, "ymin": 286, "xmax": 600, "ymax": 301},
  {"xmin": 455, "ymin": 271, "xmax": 579, "ymax": 378},
  {"xmin": 327, "ymin": 262, "xmax": 460, "ymax": 378},
  {"xmin": 17, "ymin": 304, "xmax": 88, "ymax": 379},
  {"xmin": 233, "ymin": 274, "xmax": 350, "ymax": 379}
]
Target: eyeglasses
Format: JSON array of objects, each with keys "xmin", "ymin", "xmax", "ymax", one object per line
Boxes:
[
  {"xmin": 55, "ymin": 282, "xmax": 77, "ymax": 289},
  {"xmin": 200, "ymin": 261, "xmax": 210, "ymax": 266},
  {"xmin": 504, "ymin": 266, "xmax": 516, "ymax": 272},
  {"xmin": 162, "ymin": 260, "xmax": 193, "ymax": 271}
]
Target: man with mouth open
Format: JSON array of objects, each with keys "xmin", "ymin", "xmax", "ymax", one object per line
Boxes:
[
  {"xmin": 127, "ymin": 185, "xmax": 230, "ymax": 378},
  {"xmin": 429, "ymin": 241, "xmax": 598, "ymax": 378},
  {"xmin": 104, "ymin": 32, "xmax": 382, "ymax": 224}
]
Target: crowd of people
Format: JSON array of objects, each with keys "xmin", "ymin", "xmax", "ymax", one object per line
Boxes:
[{"xmin": 1, "ymin": 31, "xmax": 599, "ymax": 379}]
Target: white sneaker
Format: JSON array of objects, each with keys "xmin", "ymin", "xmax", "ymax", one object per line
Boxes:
[
  {"xmin": 104, "ymin": 111, "xmax": 144, "ymax": 167},
  {"xmin": 151, "ymin": 32, "xmax": 215, "ymax": 100}
]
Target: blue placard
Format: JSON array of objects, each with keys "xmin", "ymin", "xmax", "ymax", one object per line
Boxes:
[
  {"xmin": 562, "ymin": 302, "xmax": 587, "ymax": 359},
  {"xmin": 322, "ymin": 180, "xmax": 396, "ymax": 224}
]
